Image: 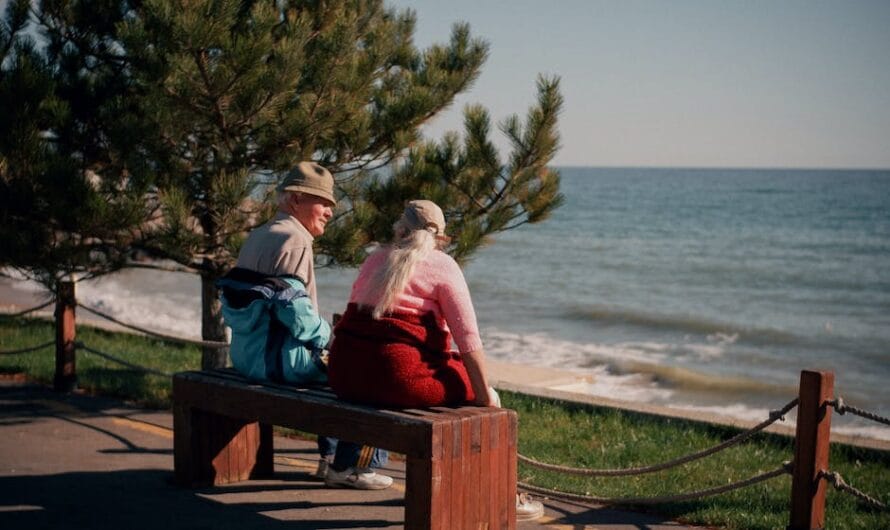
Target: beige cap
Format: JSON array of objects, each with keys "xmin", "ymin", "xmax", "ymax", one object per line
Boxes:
[
  {"xmin": 403, "ymin": 199, "xmax": 446, "ymax": 235},
  {"xmin": 276, "ymin": 161, "xmax": 336, "ymax": 205}
]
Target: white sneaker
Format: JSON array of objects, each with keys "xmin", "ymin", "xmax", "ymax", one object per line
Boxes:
[
  {"xmin": 325, "ymin": 466, "xmax": 393, "ymax": 490},
  {"xmin": 314, "ymin": 457, "xmax": 331, "ymax": 479},
  {"xmin": 516, "ymin": 493, "xmax": 544, "ymax": 521}
]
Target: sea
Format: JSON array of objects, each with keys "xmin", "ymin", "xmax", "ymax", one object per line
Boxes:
[{"xmin": 6, "ymin": 167, "xmax": 890, "ymax": 440}]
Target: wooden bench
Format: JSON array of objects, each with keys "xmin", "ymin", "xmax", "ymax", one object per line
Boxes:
[{"xmin": 172, "ymin": 369, "xmax": 518, "ymax": 529}]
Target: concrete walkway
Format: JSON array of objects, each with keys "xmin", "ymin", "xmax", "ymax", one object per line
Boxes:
[{"xmin": 0, "ymin": 380, "xmax": 704, "ymax": 530}]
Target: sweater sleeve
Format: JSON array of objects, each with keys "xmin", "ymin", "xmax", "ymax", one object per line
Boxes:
[{"xmin": 435, "ymin": 255, "xmax": 483, "ymax": 353}]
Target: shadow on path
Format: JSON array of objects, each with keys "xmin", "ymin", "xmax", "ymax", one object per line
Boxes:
[{"xmin": 0, "ymin": 470, "xmax": 397, "ymax": 530}]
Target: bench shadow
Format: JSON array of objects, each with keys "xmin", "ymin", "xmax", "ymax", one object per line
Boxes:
[{"xmin": 0, "ymin": 470, "xmax": 401, "ymax": 529}]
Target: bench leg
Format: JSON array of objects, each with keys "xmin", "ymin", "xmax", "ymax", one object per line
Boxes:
[
  {"xmin": 404, "ymin": 410, "xmax": 517, "ymax": 530},
  {"xmin": 173, "ymin": 403, "xmax": 274, "ymax": 486}
]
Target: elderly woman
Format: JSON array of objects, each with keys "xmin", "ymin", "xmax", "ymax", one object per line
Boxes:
[{"xmin": 328, "ymin": 199, "xmax": 543, "ymax": 521}]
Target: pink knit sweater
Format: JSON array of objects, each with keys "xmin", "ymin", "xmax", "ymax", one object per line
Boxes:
[{"xmin": 349, "ymin": 247, "xmax": 484, "ymax": 354}]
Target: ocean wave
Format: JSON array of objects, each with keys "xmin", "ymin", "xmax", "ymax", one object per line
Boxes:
[
  {"xmin": 483, "ymin": 328, "xmax": 668, "ymax": 367},
  {"xmin": 75, "ymin": 271, "xmax": 203, "ymax": 339},
  {"xmin": 482, "ymin": 328, "xmax": 793, "ymax": 395},
  {"xmin": 614, "ymin": 360, "xmax": 798, "ymax": 397},
  {"xmin": 550, "ymin": 375, "xmax": 675, "ymax": 404},
  {"xmin": 563, "ymin": 305, "xmax": 802, "ymax": 345},
  {"xmin": 483, "ymin": 327, "xmax": 890, "ymax": 442}
]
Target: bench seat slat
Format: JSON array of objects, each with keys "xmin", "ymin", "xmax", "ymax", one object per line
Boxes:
[
  {"xmin": 198, "ymin": 369, "xmax": 340, "ymax": 400},
  {"xmin": 177, "ymin": 371, "xmax": 430, "ymax": 425},
  {"xmin": 174, "ymin": 372, "xmax": 435, "ymax": 456}
]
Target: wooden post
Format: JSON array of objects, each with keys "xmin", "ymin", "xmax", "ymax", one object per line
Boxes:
[
  {"xmin": 54, "ymin": 280, "xmax": 77, "ymax": 392},
  {"xmin": 788, "ymin": 370, "xmax": 834, "ymax": 530}
]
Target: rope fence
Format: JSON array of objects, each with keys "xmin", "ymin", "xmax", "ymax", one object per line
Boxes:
[
  {"xmin": 516, "ymin": 374, "xmax": 890, "ymax": 517},
  {"xmin": 77, "ymin": 303, "xmax": 228, "ymax": 349},
  {"xmin": 75, "ymin": 341, "xmax": 172, "ymax": 378},
  {"xmin": 819, "ymin": 469, "xmax": 888, "ymax": 511},
  {"xmin": 0, "ymin": 294, "xmax": 216, "ymax": 378},
  {"xmin": 0, "ymin": 340, "xmax": 55, "ymax": 356},
  {"xmin": 0, "ymin": 300, "xmax": 54, "ymax": 318},
  {"xmin": 518, "ymin": 398, "xmax": 799, "ymax": 477},
  {"xmin": 828, "ymin": 398, "xmax": 890, "ymax": 427},
  {"xmin": 519, "ymin": 463, "xmax": 792, "ymax": 506}
]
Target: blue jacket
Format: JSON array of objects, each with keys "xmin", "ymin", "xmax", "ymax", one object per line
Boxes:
[{"xmin": 218, "ymin": 267, "xmax": 331, "ymax": 384}]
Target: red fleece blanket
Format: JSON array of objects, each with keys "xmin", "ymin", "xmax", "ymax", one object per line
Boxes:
[{"xmin": 328, "ymin": 303, "xmax": 475, "ymax": 407}]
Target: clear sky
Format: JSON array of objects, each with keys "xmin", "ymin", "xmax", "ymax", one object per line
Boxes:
[{"xmin": 390, "ymin": 0, "xmax": 890, "ymax": 169}]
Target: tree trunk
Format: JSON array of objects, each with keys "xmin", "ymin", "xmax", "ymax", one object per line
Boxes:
[{"xmin": 200, "ymin": 272, "xmax": 229, "ymax": 370}]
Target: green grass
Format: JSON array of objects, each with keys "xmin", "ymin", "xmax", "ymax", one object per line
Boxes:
[
  {"xmin": 0, "ymin": 316, "xmax": 199, "ymax": 407},
  {"xmin": 505, "ymin": 392, "xmax": 890, "ymax": 530},
  {"xmin": 2, "ymin": 316, "xmax": 888, "ymax": 529}
]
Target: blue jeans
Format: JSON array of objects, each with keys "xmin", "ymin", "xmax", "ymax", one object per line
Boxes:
[{"xmin": 318, "ymin": 436, "xmax": 388, "ymax": 471}]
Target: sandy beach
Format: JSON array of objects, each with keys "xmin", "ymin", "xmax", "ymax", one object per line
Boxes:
[{"xmin": 0, "ymin": 281, "xmax": 50, "ymax": 313}]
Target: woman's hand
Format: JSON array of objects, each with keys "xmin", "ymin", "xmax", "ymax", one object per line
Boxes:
[
  {"xmin": 472, "ymin": 386, "xmax": 501, "ymax": 407},
  {"xmin": 487, "ymin": 386, "xmax": 501, "ymax": 407}
]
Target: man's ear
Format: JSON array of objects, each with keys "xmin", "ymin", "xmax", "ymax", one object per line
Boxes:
[{"xmin": 287, "ymin": 192, "xmax": 302, "ymax": 212}]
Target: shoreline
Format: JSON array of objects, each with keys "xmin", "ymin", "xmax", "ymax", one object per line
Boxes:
[
  {"xmin": 2, "ymin": 279, "xmax": 888, "ymax": 452},
  {"xmin": 487, "ymin": 359, "xmax": 890, "ymax": 452}
]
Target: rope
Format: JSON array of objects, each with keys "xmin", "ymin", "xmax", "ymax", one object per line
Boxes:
[
  {"xmin": 75, "ymin": 341, "xmax": 172, "ymax": 377},
  {"xmin": 0, "ymin": 300, "xmax": 54, "ymax": 318},
  {"xmin": 0, "ymin": 340, "xmax": 55, "ymax": 355},
  {"xmin": 519, "ymin": 462, "xmax": 791, "ymax": 506},
  {"xmin": 819, "ymin": 469, "xmax": 888, "ymax": 511},
  {"xmin": 77, "ymin": 303, "xmax": 228, "ymax": 349},
  {"xmin": 828, "ymin": 397, "xmax": 890, "ymax": 427},
  {"xmin": 518, "ymin": 398, "xmax": 799, "ymax": 477}
]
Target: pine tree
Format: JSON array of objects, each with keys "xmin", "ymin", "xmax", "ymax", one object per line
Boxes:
[
  {"xmin": 1, "ymin": 0, "xmax": 152, "ymax": 289},
  {"xmin": 2, "ymin": 0, "xmax": 564, "ymax": 369}
]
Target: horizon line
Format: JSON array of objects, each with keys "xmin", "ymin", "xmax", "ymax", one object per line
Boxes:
[{"xmin": 552, "ymin": 164, "xmax": 890, "ymax": 172}]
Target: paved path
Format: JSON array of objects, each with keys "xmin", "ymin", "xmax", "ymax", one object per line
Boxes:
[{"xmin": 0, "ymin": 380, "xmax": 704, "ymax": 530}]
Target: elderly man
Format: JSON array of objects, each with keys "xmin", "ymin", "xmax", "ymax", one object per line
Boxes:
[{"xmin": 218, "ymin": 161, "xmax": 391, "ymax": 490}]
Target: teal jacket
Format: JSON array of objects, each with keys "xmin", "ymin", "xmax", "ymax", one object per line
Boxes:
[{"xmin": 218, "ymin": 267, "xmax": 331, "ymax": 385}]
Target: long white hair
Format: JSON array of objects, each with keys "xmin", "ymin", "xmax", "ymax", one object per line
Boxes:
[{"xmin": 361, "ymin": 217, "xmax": 444, "ymax": 319}]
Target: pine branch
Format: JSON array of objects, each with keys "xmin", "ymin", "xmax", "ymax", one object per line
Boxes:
[
  {"xmin": 192, "ymin": 49, "xmax": 235, "ymax": 153},
  {"xmin": 441, "ymin": 170, "xmax": 487, "ymax": 211}
]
